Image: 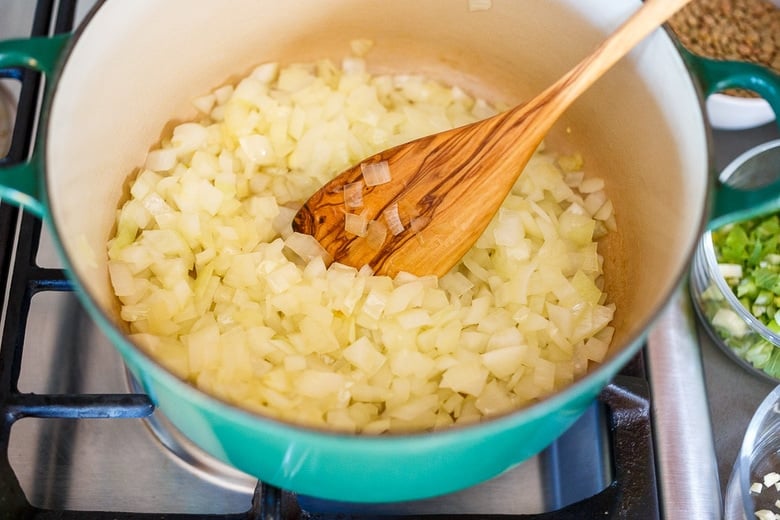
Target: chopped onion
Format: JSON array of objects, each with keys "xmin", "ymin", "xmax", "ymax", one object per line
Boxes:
[
  {"xmin": 108, "ymin": 53, "xmax": 617, "ymax": 434},
  {"xmin": 345, "ymin": 211, "xmax": 369, "ymax": 237},
  {"xmin": 564, "ymin": 170, "xmax": 585, "ymax": 187},
  {"xmin": 239, "ymin": 134, "xmax": 276, "ymax": 165},
  {"xmin": 213, "ymin": 84, "xmax": 234, "ymax": 105},
  {"xmin": 284, "ymin": 232, "xmax": 332, "ymax": 265},
  {"xmin": 366, "ymin": 219, "xmax": 388, "ymax": 249},
  {"xmin": 191, "ymin": 93, "xmax": 216, "ymax": 115},
  {"xmin": 343, "ymin": 180, "xmax": 364, "ymax": 209},
  {"xmin": 593, "ymin": 199, "xmax": 614, "ymax": 221},
  {"xmin": 271, "ymin": 205, "xmax": 298, "ymax": 238},
  {"xmin": 171, "ymin": 123, "xmax": 208, "ymax": 155},
  {"xmin": 718, "ymin": 263, "xmax": 743, "ymax": 279},
  {"xmin": 342, "ymin": 57, "xmax": 367, "ymax": 75},
  {"xmin": 383, "ymin": 203, "xmax": 404, "ymax": 235},
  {"xmin": 361, "ymin": 161, "xmax": 391, "ymax": 186},
  {"xmin": 765, "ymin": 472, "xmax": 780, "ymax": 488},
  {"xmin": 579, "ymin": 177, "xmax": 606, "ymax": 193},
  {"xmin": 349, "ymin": 39, "xmax": 374, "ymax": 57},
  {"xmin": 145, "ymin": 149, "xmax": 178, "ymax": 172},
  {"xmin": 468, "ymin": 0, "xmax": 492, "ymax": 11},
  {"xmin": 250, "ymin": 62, "xmax": 279, "ymax": 84}
]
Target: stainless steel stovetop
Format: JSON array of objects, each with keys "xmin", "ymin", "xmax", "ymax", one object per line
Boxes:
[{"xmin": 2, "ymin": 1, "xmax": 776, "ymax": 518}]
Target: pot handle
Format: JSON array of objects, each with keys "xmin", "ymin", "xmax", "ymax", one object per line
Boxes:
[
  {"xmin": 0, "ymin": 34, "xmax": 70, "ymax": 217},
  {"xmin": 681, "ymin": 49, "xmax": 780, "ymax": 230}
]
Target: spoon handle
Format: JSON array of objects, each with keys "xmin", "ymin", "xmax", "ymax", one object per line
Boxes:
[
  {"xmin": 502, "ymin": 0, "xmax": 693, "ymax": 148},
  {"xmin": 294, "ymin": 0, "xmax": 694, "ymax": 277}
]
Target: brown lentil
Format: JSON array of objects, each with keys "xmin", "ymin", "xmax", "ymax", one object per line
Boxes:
[{"xmin": 668, "ymin": 0, "xmax": 780, "ymax": 97}]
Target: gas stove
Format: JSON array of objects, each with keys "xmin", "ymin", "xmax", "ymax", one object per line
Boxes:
[{"xmin": 1, "ymin": 1, "xmax": 762, "ymax": 518}]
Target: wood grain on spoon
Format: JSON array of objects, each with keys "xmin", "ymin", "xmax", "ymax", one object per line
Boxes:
[{"xmin": 293, "ymin": 0, "xmax": 692, "ymax": 277}]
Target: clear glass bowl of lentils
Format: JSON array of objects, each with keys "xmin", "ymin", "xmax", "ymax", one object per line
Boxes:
[{"xmin": 667, "ymin": 0, "xmax": 780, "ymax": 129}]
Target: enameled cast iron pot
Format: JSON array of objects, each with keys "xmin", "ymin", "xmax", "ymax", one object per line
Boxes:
[{"xmin": 1, "ymin": 0, "xmax": 779, "ymax": 502}]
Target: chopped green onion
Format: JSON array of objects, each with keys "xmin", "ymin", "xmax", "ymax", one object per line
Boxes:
[{"xmin": 702, "ymin": 213, "xmax": 780, "ymax": 380}]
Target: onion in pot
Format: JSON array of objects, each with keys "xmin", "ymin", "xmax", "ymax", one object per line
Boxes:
[
  {"xmin": 343, "ymin": 180, "xmax": 364, "ymax": 209},
  {"xmin": 107, "ymin": 44, "xmax": 617, "ymax": 433},
  {"xmin": 360, "ymin": 160, "xmax": 392, "ymax": 186},
  {"xmin": 345, "ymin": 211, "xmax": 369, "ymax": 237},
  {"xmin": 383, "ymin": 203, "xmax": 404, "ymax": 236}
]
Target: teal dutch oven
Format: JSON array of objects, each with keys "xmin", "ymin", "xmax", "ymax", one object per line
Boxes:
[{"xmin": 0, "ymin": 0, "xmax": 779, "ymax": 502}]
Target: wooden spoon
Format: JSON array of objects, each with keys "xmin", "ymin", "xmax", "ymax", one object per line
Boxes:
[{"xmin": 293, "ymin": 0, "xmax": 692, "ymax": 277}]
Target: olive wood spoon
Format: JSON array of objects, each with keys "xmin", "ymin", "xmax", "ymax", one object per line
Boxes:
[{"xmin": 293, "ymin": 0, "xmax": 692, "ymax": 277}]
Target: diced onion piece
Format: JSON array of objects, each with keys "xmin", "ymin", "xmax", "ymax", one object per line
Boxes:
[
  {"xmin": 718, "ymin": 263, "xmax": 743, "ymax": 279},
  {"xmin": 144, "ymin": 149, "xmax": 178, "ymax": 172},
  {"xmin": 345, "ymin": 211, "xmax": 369, "ymax": 237},
  {"xmin": 272, "ymin": 205, "xmax": 298, "ymax": 238},
  {"xmin": 108, "ymin": 261, "xmax": 137, "ymax": 297},
  {"xmin": 361, "ymin": 161, "xmax": 391, "ymax": 186},
  {"xmin": 191, "ymin": 93, "xmax": 216, "ymax": 114},
  {"xmin": 712, "ymin": 308, "xmax": 749, "ymax": 338},
  {"xmin": 213, "ymin": 84, "xmax": 234, "ymax": 104},
  {"xmin": 764, "ymin": 472, "xmax": 780, "ymax": 488},
  {"xmin": 342, "ymin": 57, "xmax": 366, "ymax": 75},
  {"xmin": 440, "ymin": 271, "xmax": 474, "ymax": 297},
  {"xmin": 564, "ymin": 170, "xmax": 585, "ymax": 187},
  {"xmin": 250, "ymin": 62, "xmax": 279, "ymax": 83},
  {"xmin": 383, "ymin": 203, "xmax": 404, "ymax": 236},
  {"xmin": 751, "ymin": 482, "xmax": 764, "ymax": 494},
  {"xmin": 468, "ymin": 0, "xmax": 492, "ymax": 11},
  {"xmin": 366, "ymin": 219, "xmax": 387, "ymax": 250},
  {"xmin": 343, "ymin": 181, "xmax": 364, "ymax": 209},
  {"xmin": 558, "ymin": 153, "xmax": 583, "ymax": 172},
  {"xmin": 440, "ymin": 363, "xmax": 489, "ymax": 396},
  {"xmin": 754, "ymin": 510, "xmax": 774, "ymax": 520},
  {"xmin": 171, "ymin": 122, "xmax": 208, "ymax": 153},
  {"xmin": 361, "ymin": 289, "xmax": 387, "ymax": 320},
  {"xmin": 481, "ymin": 346, "xmax": 525, "ymax": 379},
  {"xmin": 579, "ymin": 177, "xmax": 605, "ymax": 193},
  {"xmin": 593, "ymin": 200, "xmax": 614, "ymax": 221},
  {"xmin": 350, "ymin": 39, "xmax": 374, "ymax": 57},
  {"xmin": 343, "ymin": 336, "xmax": 385, "ymax": 376},
  {"xmin": 239, "ymin": 134, "xmax": 276, "ymax": 165},
  {"xmin": 284, "ymin": 232, "xmax": 333, "ymax": 264}
]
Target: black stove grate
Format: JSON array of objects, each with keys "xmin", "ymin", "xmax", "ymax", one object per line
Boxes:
[{"xmin": 0, "ymin": 1, "xmax": 659, "ymax": 518}]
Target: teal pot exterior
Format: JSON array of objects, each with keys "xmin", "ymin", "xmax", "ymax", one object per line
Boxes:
[
  {"xmin": 1, "ymin": 0, "xmax": 779, "ymax": 502},
  {"xmin": 119, "ymin": 325, "xmax": 642, "ymax": 501}
]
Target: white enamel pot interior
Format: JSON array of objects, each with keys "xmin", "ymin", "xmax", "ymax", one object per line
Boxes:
[{"xmin": 40, "ymin": 0, "xmax": 709, "ymax": 502}]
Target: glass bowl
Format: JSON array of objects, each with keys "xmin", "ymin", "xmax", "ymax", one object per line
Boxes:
[
  {"xmin": 691, "ymin": 228, "xmax": 780, "ymax": 384},
  {"xmin": 725, "ymin": 385, "xmax": 780, "ymax": 519},
  {"xmin": 690, "ymin": 140, "xmax": 780, "ymax": 383}
]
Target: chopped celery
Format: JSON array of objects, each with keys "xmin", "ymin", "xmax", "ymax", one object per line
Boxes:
[
  {"xmin": 701, "ymin": 213, "xmax": 780, "ymax": 380},
  {"xmin": 712, "ymin": 215, "xmax": 780, "ymax": 328}
]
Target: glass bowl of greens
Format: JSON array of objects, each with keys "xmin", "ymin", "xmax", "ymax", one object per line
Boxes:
[{"xmin": 691, "ymin": 212, "xmax": 780, "ymax": 383}]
